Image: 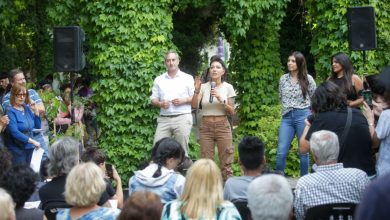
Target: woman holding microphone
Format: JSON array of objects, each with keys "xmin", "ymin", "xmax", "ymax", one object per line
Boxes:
[{"xmin": 192, "ymin": 57, "xmax": 236, "ymax": 181}]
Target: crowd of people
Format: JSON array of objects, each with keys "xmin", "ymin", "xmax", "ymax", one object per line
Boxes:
[{"xmin": 0, "ymin": 49, "xmax": 389, "ymax": 220}]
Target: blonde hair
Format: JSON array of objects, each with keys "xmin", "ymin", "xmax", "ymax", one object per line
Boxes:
[
  {"xmin": 180, "ymin": 159, "xmax": 224, "ymax": 219},
  {"xmin": 0, "ymin": 188, "xmax": 15, "ymax": 220},
  {"xmin": 65, "ymin": 162, "xmax": 106, "ymax": 207}
]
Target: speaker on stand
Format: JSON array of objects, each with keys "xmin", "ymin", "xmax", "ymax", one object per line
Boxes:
[
  {"xmin": 53, "ymin": 26, "xmax": 86, "ymax": 126},
  {"xmin": 347, "ymin": 6, "xmax": 377, "ymax": 72}
]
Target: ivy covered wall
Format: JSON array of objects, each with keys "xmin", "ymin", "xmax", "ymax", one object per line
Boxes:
[
  {"xmin": 1, "ymin": 0, "xmax": 390, "ymax": 178},
  {"xmin": 81, "ymin": 1, "xmax": 176, "ymax": 176},
  {"xmin": 305, "ymin": 0, "xmax": 390, "ymax": 80}
]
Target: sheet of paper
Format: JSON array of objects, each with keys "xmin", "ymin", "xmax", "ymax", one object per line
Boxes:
[
  {"xmin": 24, "ymin": 201, "xmax": 41, "ymax": 209},
  {"xmin": 30, "ymin": 148, "xmax": 44, "ymax": 173}
]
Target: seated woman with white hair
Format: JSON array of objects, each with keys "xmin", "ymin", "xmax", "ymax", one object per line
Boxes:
[{"xmin": 56, "ymin": 162, "xmax": 120, "ymax": 220}]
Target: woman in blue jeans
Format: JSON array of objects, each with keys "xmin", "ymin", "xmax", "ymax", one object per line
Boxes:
[{"xmin": 276, "ymin": 51, "xmax": 316, "ymax": 176}]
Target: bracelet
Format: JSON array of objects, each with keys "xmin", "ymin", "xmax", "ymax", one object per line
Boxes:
[
  {"xmin": 369, "ymin": 122, "xmax": 375, "ymax": 126},
  {"xmin": 194, "ymin": 90, "xmax": 200, "ymax": 94}
]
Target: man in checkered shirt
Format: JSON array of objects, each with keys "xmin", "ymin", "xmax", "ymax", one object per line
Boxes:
[{"xmin": 294, "ymin": 130, "xmax": 369, "ymax": 220}]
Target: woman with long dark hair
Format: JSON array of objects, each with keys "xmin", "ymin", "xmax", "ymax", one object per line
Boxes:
[
  {"xmin": 276, "ymin": 51, "xmax": 316, "ymax": 176},
  {"xmin": 329, "ymin": 52, "xmax": 364, "ymax": 108},
  {"xmin": 128, "ymin": 138, "xmax": 185, "ymax": 203},
  {"xmin": 300, "ymin": 81, "xmax": 376, "ymax": 177}
]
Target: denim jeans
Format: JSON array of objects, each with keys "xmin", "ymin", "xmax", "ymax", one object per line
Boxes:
[{"xmin": 276, "ymin": 108, "xmax": 310, "ymax": 176}]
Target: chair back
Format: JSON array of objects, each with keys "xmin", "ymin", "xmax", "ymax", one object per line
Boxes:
[
  {"xmin": 305, "ymin": 203, "xmax": 357, "ymax": 220},
  {"xmin": 233, "ymin": 201, "xmax": 252, "ymax": 220}
]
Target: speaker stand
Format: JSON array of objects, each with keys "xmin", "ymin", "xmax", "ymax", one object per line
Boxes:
[
  {"xmin": 362, "ymin": 50, "xmax": 367, "ymax": 73},
  {"xmin": 70, "ymin": 72, "xmax": 76, "ymax": 125}
]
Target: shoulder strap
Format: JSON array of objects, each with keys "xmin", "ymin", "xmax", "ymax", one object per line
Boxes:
[{"xmin": 338, "ymin": 107, "xmax": 352, "ymax": 160}]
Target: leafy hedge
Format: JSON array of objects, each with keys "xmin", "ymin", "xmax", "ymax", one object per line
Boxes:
[
  {"xmin": 79, "ymin": 1, "xmax": 177, "ymax": 180},
  {"xmin": 222, "ymin": 0, "xmax": 289, "ymax": 135},
  {"xmin": 305, "ymin": 0, "xmax": 390, "ymax": 80},
  {"xmin": 2, "ymin": 0, "xmax": 390, "ymax": 180}
]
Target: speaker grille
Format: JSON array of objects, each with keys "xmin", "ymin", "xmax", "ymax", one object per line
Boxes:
[
  {"xmin": 54, "ymin": 26, "xmax": 85, "ymax": 72},
  {"xmin": 347, "ymin": 7, "xmax": 377, "ymax": 51}
]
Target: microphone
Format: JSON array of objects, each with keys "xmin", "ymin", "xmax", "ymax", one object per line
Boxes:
[{"xmin": 209, "ymin": 82, "xmax": 216, "ymax": 103}]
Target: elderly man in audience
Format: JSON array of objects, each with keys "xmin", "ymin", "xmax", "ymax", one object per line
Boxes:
[
  {"xmin": 224, "ymin": 136, "xmax": 266, "ymax": 202},
  {"xmin": 294, "ymin": 130, "xmax": 369, "ymax": 220},
  {"xmin": 247, "ymin": 174, "xmax": 293, "ymax": 220}
]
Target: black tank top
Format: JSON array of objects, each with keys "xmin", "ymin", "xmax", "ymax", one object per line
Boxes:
[{"xmin": 331, "ymin": 76, "xmax": 358, "ymax": 101}]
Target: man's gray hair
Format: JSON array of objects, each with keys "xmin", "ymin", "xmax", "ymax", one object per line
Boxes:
[
  {"xmin": 164, "ymin": 50, "xmax": 180, "ymax": 60},
  {"xmin": 310, "ymin": 130, "xmax": 339, "ymax": 163},
  {"xmin": 247, "ymin": 174, "xmax": 293, "ymax": 220},
  {"xmin": 48, "ymin": 137, "xmax": 80, "ymax": 177}
]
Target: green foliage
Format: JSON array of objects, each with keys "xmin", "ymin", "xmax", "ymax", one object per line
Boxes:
[
  {"xmin": 305, "ymin": 0, "xmax": 390, "ymax": 80},
  {"xmin": 0, "ymin": 0, "xmax": 53, "ymax": 81},
  {"xmin": 235, "ymin": 104, "xmax": 301, "ymax": 177},
  {"xmin": 222, "ymin": 0, "xmax": 289, "ymax": 137},
  {"xmin": 81, "ymin": 0, "xmax": 176, "ymax": 180},
  {"xmin": 39, "ymin": 90, "xmax": 66, "ymax": 122},
  {"xmin": 172, "ymin": 2, "xmax": 220, "ymax": 75}
]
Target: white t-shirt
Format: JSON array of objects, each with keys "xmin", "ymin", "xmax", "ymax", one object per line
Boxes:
[{"xmin": 200, "ymin": 82, "xmax": 236, "ymax": 116}]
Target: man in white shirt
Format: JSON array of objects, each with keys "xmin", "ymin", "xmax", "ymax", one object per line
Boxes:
[{"xmin": 150, "ymin": 51, "xmax": 194, "ymax": 155}]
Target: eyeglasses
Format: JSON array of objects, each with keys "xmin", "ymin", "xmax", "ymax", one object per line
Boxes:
[{"xmin": 16, "ymin": 93, "xmax": 27, "ymax": 98}]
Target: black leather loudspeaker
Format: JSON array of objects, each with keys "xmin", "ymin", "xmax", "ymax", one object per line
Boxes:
[
  {"xmin": 347, "ymin": 7, "xmax": 377, "ymax": 51},
  {"xmin": 54, "ymin": 26, "xmax": 85, "ymax": 72}
]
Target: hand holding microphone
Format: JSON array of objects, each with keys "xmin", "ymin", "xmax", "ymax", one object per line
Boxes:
[{"xmin": 209, "ymin": 82, "xmax": 216, "ymax": 103}]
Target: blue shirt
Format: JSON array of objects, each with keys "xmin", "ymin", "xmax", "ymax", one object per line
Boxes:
[
  {"xmin": 7, "ymin": 104, "xmax": 41, "ymax": 149},
  {"xmin": 162, "ymin": 200, "xmax": 242, "ymax": 220},
  {"xmin": 57, "ymin": 207, "xmax": 120, "ymax": 220},
  {"xmin": 376, "ymin": 109, "xmax": 390, "ymax": 176}
]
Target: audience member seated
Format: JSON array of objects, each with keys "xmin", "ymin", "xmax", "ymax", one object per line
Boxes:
[
  {"xmin": 0, "ymin": 148, "xmax": 12, "ymax": 178},
  {"xmin": 81, "ymin": 147, "xmax": 123, "ymax": 208},
  {"xmin": 247, "ymin": 174, "xmax": 293, "ymax": 220},
  {"xmin": 0, "ymin": 188, "xmax": 15, "ymax": 220},
  {"xmin": 117, "ymin": 191, "xmax": 163, "ymax": 220},
  {"xmin": 161, "ymin": 159, "xmax": 241, "ymax": 220},
  {"xmin": 39, "ymin": 137, "xmax": 80, "ymax": 210},
  {"xmin": 56, "ymin": 162, "xmax": 120, "ymax": 220},
  {"xmin": 355, "ymin": 172, "xmax": 390, "ymax": 219},
  {"xmin": 224, "ymin": 136, "xmax": 265, "ymax": 202},
  {"xmin": 128, "ymin": 138, "xmax": 186, "ymax": 203},
  {"xmin": 0, "ymin": 165, "xmax": 44, "ymax": 220},
  {"xmin": 294, "ymin": 130, "xmax": 369, "ymax": 220},
  {"xmin": 300, "ymin": 81, "xmax": 376, "ymax": 177}
]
